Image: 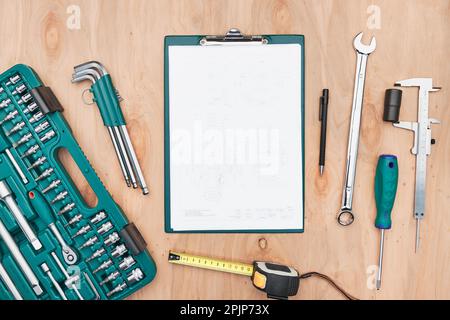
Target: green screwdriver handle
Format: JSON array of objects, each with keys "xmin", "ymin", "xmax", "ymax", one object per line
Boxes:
[
  {"xmin": 374, "ymin": 155, "xmax": 399, "ymax": 230},
  {"xmin": 28, "ymin": 190, "xmax": 55, "ymax": 226}
]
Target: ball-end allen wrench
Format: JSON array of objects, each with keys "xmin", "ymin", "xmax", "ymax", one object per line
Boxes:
[
  {"xmin": 0, "ymin": 180, "xmax": 42, "ymax": 250},
  {"xmin": 71, "ymin": 61, "xmax": 149, "ymax": 195},
  {"xmin": 337, "ymin": 32, "xmax": 376, "ymax": 226}
]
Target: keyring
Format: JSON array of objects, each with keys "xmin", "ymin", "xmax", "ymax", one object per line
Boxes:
[{"xmin": 81, "ymin": 88, "xmax": 94, "ymax": 105}]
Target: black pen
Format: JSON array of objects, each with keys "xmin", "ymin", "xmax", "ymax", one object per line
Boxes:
[{"xmin": 319, "ymin": 89, "xmax": 329, "ymax": 176}]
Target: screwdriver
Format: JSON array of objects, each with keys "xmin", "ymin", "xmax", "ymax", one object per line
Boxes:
[{"xmin": 374, "ymin": 155, "xmax": 398, "ymax": 290}]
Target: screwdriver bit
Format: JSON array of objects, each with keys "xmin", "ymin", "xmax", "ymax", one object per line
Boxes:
[
  {"xmin": 58, "ymin": 202, "xmax": 75, "ymax": 215},
  {"xmin": 50, "ymin": 190, "xmax": 68, "ymax": 204},
  {"xmin": 71, "ymin": 225, "xmax": 91, "ymax": 238},
  {"xmin": 41, "ymin": 179, "xmax": 61, "ymax": 194},
  {"xmin": 21, "ymin": 145, "xmax": 40, "ymax": 158},
  {"xmin": 13, "ymin": 133, "xmax": 33, "ymax": 148},
  {"xmin": 107, "ymin": 283, "xmax": 127, "ymax": 297},
  {"xmin": 93, "ymin": 259, "xmax": 113, "ymax": 274},
  {"xmin": 78, "ymin": 236, "xmax": 98, "ymax": 250},
  {"xmin": 27, "ymin": 157, "xmax": 47, "ymax": 171},
  {"xmin": 99, "ymin": 270, "xmax": 120, "ymax": 286},
  {"xmin": 0, "ymin": 110, "xmax": 18, "ymax": 125},
  {"xmin": 65, "ymin": 214, "xmax": 83, "ymax": 227},
  {"xmin": 0, "ymin": 98, "xmax": 11, "ymax": 109},
  {"xmin": 6, "ymin": 121, "xmax": 26, "ymax": 136},
  {"xmin": 86, "ymin": 248, "xmax": 106, "ymax": 262},
  {"xmin": 35, "ymin": 168, "xmax": 54, "ymax": 181}
]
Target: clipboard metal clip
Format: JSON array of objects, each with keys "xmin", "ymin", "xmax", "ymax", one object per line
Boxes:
[{"xmin": 200, "ymin": 28, "xmax": 268, "ymax": 46}]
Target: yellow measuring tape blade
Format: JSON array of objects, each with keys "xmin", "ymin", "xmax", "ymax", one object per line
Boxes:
[{"xmin": 168, "ymin": 251, "xmax": 254, "ymax": 277}]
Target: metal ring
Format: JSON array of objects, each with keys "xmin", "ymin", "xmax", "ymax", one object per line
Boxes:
[
  {"xmin": 338, "ymin": 209, "xmax": 354, "ymax": 226},
  {"xmin": 81, "ymin": 88, "xmax": 94, "ymax": 105}
]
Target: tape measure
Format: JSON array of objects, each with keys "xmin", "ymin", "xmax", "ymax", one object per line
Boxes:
[{"xmin": 168, "ymin": 251, "xmax": 300, "ymax": 300}]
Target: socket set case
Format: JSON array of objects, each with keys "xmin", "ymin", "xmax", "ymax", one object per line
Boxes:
[{"xmin": 0, "ymin": 64, "xmax": 156, "ymax": 300}]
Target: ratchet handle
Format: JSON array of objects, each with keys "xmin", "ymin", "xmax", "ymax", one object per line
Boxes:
[{"xmin": 374, "ymin": 155, "xmax": 398, "ymax": 230}]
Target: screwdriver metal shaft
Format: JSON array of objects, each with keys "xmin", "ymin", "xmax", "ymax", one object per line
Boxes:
[{"xmin": 376, "ymin": 229, "xmax": 385, "ymax": 290}]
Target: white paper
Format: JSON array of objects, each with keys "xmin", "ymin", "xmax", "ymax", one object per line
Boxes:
[{"xmin": 168, "ymin": 43, "xmax": 303, "ymax": 231}]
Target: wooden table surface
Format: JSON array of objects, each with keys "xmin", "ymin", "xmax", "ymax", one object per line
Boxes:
[{"xmin": 1, "ymin": 0, "xmax": 448, "ymax": 300}]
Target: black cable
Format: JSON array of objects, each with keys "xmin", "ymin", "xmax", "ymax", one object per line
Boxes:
[{"xmin": 299, "ymin": 272, "xmax": 358, "ymax": 300}]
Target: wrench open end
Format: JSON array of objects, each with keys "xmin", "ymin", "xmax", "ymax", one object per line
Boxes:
[
  {"xmin": 353, "ymin": 32, "xmax": 376, "ymax": 55},
  {"xmin": 338, "ymin": 209, "xmax": 355, "ymax": 226}
]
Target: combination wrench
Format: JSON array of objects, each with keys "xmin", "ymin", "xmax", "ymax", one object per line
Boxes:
[{"xmin": 337, "ymin": 32, "xmax": 376, "ymax": 226}]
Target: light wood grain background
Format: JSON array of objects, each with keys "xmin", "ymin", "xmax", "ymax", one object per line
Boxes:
[{"xmin": 0, "ymin": 0, "xmax": 448, "ymax": 300}]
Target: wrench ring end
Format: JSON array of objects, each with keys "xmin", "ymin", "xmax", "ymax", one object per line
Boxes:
[{"xmin": 338, "ymin": 209, "xmax": 355, "ymax": 226}]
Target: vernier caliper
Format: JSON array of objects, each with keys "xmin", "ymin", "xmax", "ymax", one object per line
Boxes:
[{"xmin": 390, "ymin": 78, "xmax": 440, "ymax": 252}]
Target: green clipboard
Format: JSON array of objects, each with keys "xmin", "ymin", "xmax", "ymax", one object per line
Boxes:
[{"xmin": 164, "ymin": 29, "xmax": 305, "ymax": 233}]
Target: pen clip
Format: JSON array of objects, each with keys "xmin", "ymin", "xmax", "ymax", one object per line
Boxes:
[{"xmin": 319, "ymin": 96, "xmax": 324, "ymax": 121}]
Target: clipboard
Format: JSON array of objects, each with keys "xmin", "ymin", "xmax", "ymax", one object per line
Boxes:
[{"xmin": 164, "ymin": 29, "xmax": 305, "ymax": 233}]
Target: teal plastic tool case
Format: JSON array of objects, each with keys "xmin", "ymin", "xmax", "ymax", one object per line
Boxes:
[{"xmin": 0, "ymin": 64, "xmax": 156, "ymax": 300}]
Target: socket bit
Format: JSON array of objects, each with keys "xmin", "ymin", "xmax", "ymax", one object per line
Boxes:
[
  {"xmin": 65, "ymin": 214, "xmax": 83, "ymax": 227},
  {"xmin": 99, "ymin": 270, "xmax": 120, "ymax": 286},
  {"xmin": 6, "ymin": 75, "xmax": 21, "ymax": 85},
  {"xmin": 6, "ymin": 121, "xmax": 26, "ymax": 136},
  {"xmin": 0, "ymin": 98, "xmax": 11, "ymax": 109},
  {"xmin": 13, "ymin": 133, "xmax": 33, "ymax": 148},
  {"xmin": 12, "ymin": 84, "xmax": 26, "ymax": 95},
  {"xmin": 107, "ymin": 282, "xmax": 127, "ymax": 297},
  {"xmin": 93, "ymin": 259, "xmax": 113, "ymax": 274},
  {"xmin": 78, "ymin": 236, "xmax": 98, "ymax": 250},
  {"xmin": 23, "ymin": 102, "xmax": 38, "ymax": 114},
  {"xmin": 127, "ymin": 268, "xmax": 144, "ymax": 285},
  {"xmin": 35, "ymin": 168, "xmax": 54, "ymax": 181},
  {"xmin": 42, "ymin": 179, "xmax": 61, "ymax": 194},
  {"xmin": 50, "ymin": 190, "xmax": 68, "ymax": 204},
  {"xmin": 86, "ymin": 248, "xmax": 106, "ymax": 262},
  {"xmin": 28, "ymin": 111, "xmax": 43, "ymax": 124},
  {"xmin": 104, "ymin": 232, "xmax": 120, "ymax": 246},
  {"xmin": 28, "ymin": 156, "xmax": 47, "ymax": 171},
  {"xmin": 90, "ymin": 211, "xmax": 107, "ymax": 224},
  {"xmin": 71, "ymin": 225, "xmax": 91, "ymax": 238},
  {"xmin": 58, "ymin": 202, "xmax": 75, "ymax": 215},
  {"xmin": 119, "ymin": 256, "xmax": 136, "ymax": 271},
  {"xmin": 97, "ymin": 221, "xmax": 113, "ymax": 235},
  {"xmin": 40, "ymin": 130, "xmax": 55, "ymax": 143},
  {"xmin": 111, "ymin": 244, "xmax": 127, "ymax": 258},
  {"xmin": 18, "ymin": 93, "xmax": 32, "ymax": 104},
  {"xmin": 34, "ymin": 121, "xmax": 50, "ymax": 134},
  {"xmin": 0, "ymin": 110, "xmax": 18, "ymax": 125},
  {"xmin": 21, "ymin": 145, "xmax": 40, "ymax": 158}
]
